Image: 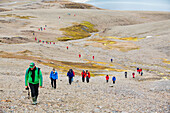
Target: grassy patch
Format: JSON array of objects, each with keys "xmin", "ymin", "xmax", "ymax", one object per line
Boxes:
[
  {"xmin": 58, "ymin": 21, "xmax": 98, "ymax": 41},
  {"xmin": 0, "ymin": 8, "xmax": 11, "ymax": 12},
  {"xmin": 103, "ymin": 36, "xmax": 145, "ymax": 41},
  {"xmin": 88, "ymin": 38, "xmax": 117, "ymax": 45},
  {"xmin": 86, "ymin": 38, "xmax": 139, "ymax": 52},
  {"xmin": 0, "ymin": 51, "xmax": 125, "ymax": 76},
  {"xmin": 163, "ymin": 59, "xmax": 170, "ymax": 64},
  {"xmin": 0, "ymin": 14, "xmax": 36, "ymax": 19},
  {"xmin": 60, "ymin": 2, "xmax": 100, "ymax": 9},
  {"xmin": 136, "ymin": 77, "xmax": 161, "ymax": 82}
]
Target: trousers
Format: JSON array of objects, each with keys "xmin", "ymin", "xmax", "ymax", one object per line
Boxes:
[
  {"xmin": 51, "ymin": 78, "xmax": 56, "ymax": 89},
  {"xmin": 29, "ymin": 83, "xmax": 39, "ymax": 98}
]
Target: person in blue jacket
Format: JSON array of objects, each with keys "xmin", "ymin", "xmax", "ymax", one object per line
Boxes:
[
  {"xmin": 67, "ymin": 69, "xmax": 74, "ymax": 85},
  {"xmin": 112, "ymin": 76, "xmax": 116, "ymax": 84},
  {"xmin": 50, "ymin": 68, "xmax": 58, "ymax": 89}
]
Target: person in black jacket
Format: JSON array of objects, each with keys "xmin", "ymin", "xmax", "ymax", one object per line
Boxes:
[{"xmin": 67, "ymin": 69, "xmax": 74, "ymax": 85}]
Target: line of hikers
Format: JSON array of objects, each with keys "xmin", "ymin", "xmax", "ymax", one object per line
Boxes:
[{"xmin": 25, "ymin": 62, "xmax": 144, "ymax": 105}]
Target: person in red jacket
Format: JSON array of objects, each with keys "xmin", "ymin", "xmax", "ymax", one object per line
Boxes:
[
  {"xmin": 106, "ymin": 75, "xmax": 109, "ymax": 83},
  {"xmin": 132, "ymin": 72, "xmax": 135, "ymax": 78},
  {"xmin": 139, "ymin": 68, "xmax": 142, "ymax": 74},
  {"xmin": 85, "ymin": 70, "xmax": 90, "ymax": 83},
  {"xmin": 81, "ymin": 70, "xmax": 86, "ymax": 82}
]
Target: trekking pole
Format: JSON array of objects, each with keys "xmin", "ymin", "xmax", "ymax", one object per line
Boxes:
[
  {"xmin": 26, "ymin": 87, "xmax": 30, "ymax": 99},
  {"xmin": 28, "ymin": 88, "xmax": 30, "ymax": 99}
]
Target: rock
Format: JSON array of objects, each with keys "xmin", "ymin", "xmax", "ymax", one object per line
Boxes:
[
  {"xmin": 1, "ymin": 100, "xmax": 11, "ymax": 102},
  {"xmin": 10, "ymin": 106, "xmax": 15, "ymax": 109},
  {"xmin": 97, "ymin": 106, "xmax": 102, "ymax": 109},
  {"xmin": 112, "ymin": 111, "xmax": 119, "ymax": 113},
  {"xmin": 94, "ymin": 108, "xmax": 100, "ymax": 112}
]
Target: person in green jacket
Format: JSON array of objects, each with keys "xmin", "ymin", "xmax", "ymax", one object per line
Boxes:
[{"xmin": 25, "ymin": 62, "xmax": 43, "ymax": 105}]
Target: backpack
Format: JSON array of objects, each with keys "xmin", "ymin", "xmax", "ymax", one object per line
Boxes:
[{"xmin": 28, "ymin": 67, "xmax": 40, "ymax": 75}]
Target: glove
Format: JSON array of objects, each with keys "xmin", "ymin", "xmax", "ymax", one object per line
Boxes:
[{"xmin": 25, "ymin": 86, "xmax": 29, "ymax": 90}]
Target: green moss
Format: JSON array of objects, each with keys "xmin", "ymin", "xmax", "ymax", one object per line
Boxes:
[
  {"xmin": 57, "ymin": 37, "xmax": 72, "ymax": 41},
  {"xmin": 58, "ymin": 21, "xmax": 98, "ymax": 41},
  {"xmin": 0, "ymin": 14, "xmax": 36, "ymax": 19}
]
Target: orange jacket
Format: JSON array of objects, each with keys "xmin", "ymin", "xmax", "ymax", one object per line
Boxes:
[
  {"xmin": 81, "ymin": 72, "xmax": 86, "ymax": 78},
  {"xmin": 106, "ymin": 75, "xmax": 109, "ymax": 80},
  {"xmin": 85, "ymin": 72, "xmax": 90, "ymax": 78}
]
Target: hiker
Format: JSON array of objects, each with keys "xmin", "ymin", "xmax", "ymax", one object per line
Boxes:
[
  {"xmin": 111, "ymin": 59, "xmax": 113, "ymax": 62},
  {"xmin": 132, "ymin": 72, "xmax": 135, "ymax": 78},
  {"xmin": 79, "ymin": 54, "xmax": 81, "ymax": 58},
  {"xmin": 50, "ymin": 68, "xmax": 58, "ymax": 89},
  {"xmin": 137, "ymin": 68, "xmax": 139, "ymax": 71},
  {"xmin": 93, "ymin": 56, "xmax": 94, "ymax": 60},
  {"xmin": 85, "ymin": 70, "xmax": 90, "ymax": 83},
  {"xmin": 67, "ymin": 69, "xmax": 74, "ymax": 85},
  {"xmin": 81, "ymin": 70, "xmax": 86, "ymax": 82},
  {"xmin": 139, "ymin": 68, "xmax": 142, "ymax": 74},
  {"xmin": 125, "ymin": 72, "xmax": 127, "ymax": 78},
  {"xmin": 112, "ymin": 76, "xmax": 116, "ymax": 84},
  {"xmin": 72, "ymin": 70, "xmax": 75, "ymax": 82},
  {"xmin": 141, "ymin": 71, "xmax": 143, "ymax": 76},
  {"xmin": 25, "ymin": 62, "xmax": 43, "ymax": 105},
  {"xmin": 67, "ymin": 46, "xmax": 68, "ymax": 50},
  {"xmin": 106, "ymin": 75, "xmax": 109, "ymax": 83}
]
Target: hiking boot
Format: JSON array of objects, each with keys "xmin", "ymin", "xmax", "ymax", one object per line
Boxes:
[{"xmin": 32, "ymin": 97, "xmax": 37, "ymax": 105}]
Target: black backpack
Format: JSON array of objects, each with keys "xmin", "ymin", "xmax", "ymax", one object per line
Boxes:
[{"xmin": 28, "ymin": 67, "xmax": 40, "ymax": 75}]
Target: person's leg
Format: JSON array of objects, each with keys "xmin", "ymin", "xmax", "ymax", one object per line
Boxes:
[
  {"xmin": 29, "ymin": 83, "xmax": 36, "ymax": 98},
  {"xmin": 54, "ymin": 79, "xmax": 56, "ymax": 89},
  {"xmin": 82, "ymin": 77, "xmax": 84, "ymax": 82},
  {"xmin": 86, "ymin": 77, "xmax": 89, "ymax": 83},
  {"xmin": 69, "ymin": 77, "xmax": 72, "ymax": 85},
  {"xmin": 29, "ymin": 83, "xmax": 37, "ymax": 104},
  {"xmin": 34, "ymin": 83, "xmax": 39, "ymax": 102},
  {"xmin": 51, "ymin": 78, "xmax": 54, "ymax": 88}
]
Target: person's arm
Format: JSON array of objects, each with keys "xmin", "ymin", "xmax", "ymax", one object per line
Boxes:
[
  {"xmin": 39, "ymin": 70, "xmax": 43, "ymax": 87},
  {"xmin": 89, "ymin": 72, "xmax": 90, "ymax": 78},
  {"xmin": 25, "ymin": 69, "xmax": 29, "ymax": 87},
  {"xmin": 73, "ymin": 71, "xmax": 75, "ymax": 76}
]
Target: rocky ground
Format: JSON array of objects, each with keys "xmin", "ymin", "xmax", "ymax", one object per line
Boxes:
[{"xmin": 0, "ymin": 0, "xmax": 170, "ymax": 112}]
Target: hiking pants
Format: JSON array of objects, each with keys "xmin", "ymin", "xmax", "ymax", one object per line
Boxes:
[
  {"xmin": 125, "ymin": 75, "xmax": 127, "ymax": 78},
  {"xmin": 113, "ymin": 81, "xmax": 115, "ymax": 84},
  {"xmin": 51, "ymin": 78, "xmax": 56, "ymax": 89},
  {"xmin": 82, "ymin": 77, "xmax": 85, "ymax": 82},
  {"xmin": 29, "ymin": 83, "xmax": 39, "ymax": 98},
  {"xmin": 106, "ymin": 80, "xmax": 108, "ymax": 83},
  {"xmin": 69, "ymin": 77, "xmax": 73, "ymax": 85},
  {"xmin": 86, "ymin": 77, "xmax": 89, "ymax": 83}
]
